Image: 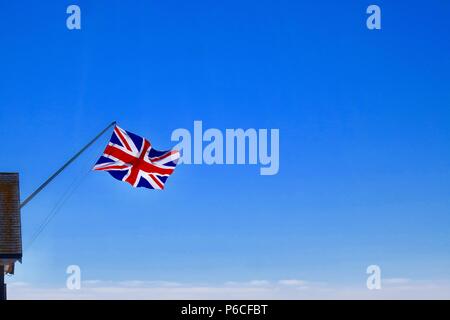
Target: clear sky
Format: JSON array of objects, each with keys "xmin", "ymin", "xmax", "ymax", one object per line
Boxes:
[{"xmin": 1, "ymin": 1, "xmax": 450, "ymax": 298}]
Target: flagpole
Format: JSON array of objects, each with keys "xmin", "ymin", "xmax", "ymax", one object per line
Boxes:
[{"xmin": 20, "ymin": 121, "xmax": 116, "ymax": 209}]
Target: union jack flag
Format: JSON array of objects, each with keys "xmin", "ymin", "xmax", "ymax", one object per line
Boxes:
[{"xmin": 93, "ymin": 125, "xmax": 180, "ymax": 190}]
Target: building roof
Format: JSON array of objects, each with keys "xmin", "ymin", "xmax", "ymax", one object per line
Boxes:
[{"xmin": 0, "ymin": 173, "xmax": 22, "ymax": 264}]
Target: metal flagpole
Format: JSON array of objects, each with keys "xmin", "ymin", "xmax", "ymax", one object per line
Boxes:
[{"xmin": 20, "ymin": 121, "xmax": 116, "ymax": 209}]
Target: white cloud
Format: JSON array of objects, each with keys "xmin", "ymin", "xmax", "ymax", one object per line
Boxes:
[
  {"xmin": 6, "ymin": 278, "xmax": 450, "ymax": 300},
  {"xmin": 383, "ymin": 278, "xmax": 411, "ymax": 285},
  {"xmin": 225, "ymin": 280, "xmax": 271, "ymax": 287},
  {"xmin": 278, "ymin": 279, "xmax": 307, "ymax": 286}
]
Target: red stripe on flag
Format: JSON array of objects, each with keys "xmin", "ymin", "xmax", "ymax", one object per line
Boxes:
[
  {"xmin": 149, "ymin": 174, "xmax": 164, "ymax": 189},
  {"xmin": 94, "ymin": 164, "xmax": 129, "ymax": 171},
  {"xmin": 114, "ymin": 126, "xmax": 133, "ymax": 152}
]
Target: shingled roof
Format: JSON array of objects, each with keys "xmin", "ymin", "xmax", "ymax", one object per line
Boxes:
[{"xmin": 0, "ymin": 173, "xmax": 22, "ymax": 266}]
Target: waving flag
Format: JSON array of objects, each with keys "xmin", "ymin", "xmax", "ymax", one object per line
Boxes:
[{"xmin": 94, "ymin": 125, "xmax": 180, "ymax": 189}]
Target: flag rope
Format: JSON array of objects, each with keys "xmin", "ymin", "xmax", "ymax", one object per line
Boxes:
[
  {"xmin": 20, "ymin": 121, "xmax": 116, "ymax": 209},
  {"xmin": 24, "ymin": 136, "xmax": 108, "ymax": 251}
]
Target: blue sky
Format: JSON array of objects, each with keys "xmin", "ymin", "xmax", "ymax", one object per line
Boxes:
[{"xmin": 1, "ymin": 1, "xmax": 450, "ymax": 298}]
